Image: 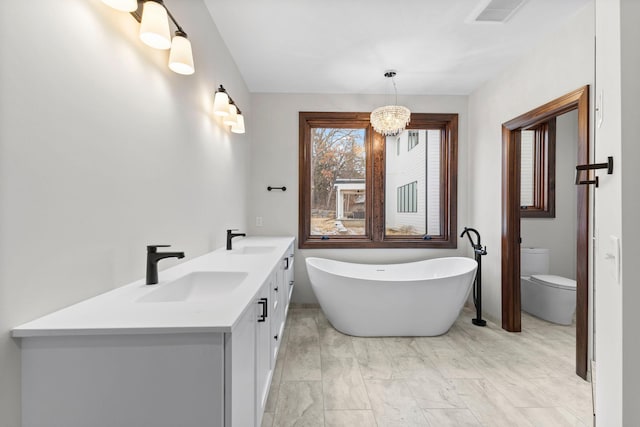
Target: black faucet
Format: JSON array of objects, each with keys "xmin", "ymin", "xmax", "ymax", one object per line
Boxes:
[
  {"xmin": 146, "ymin": 245, "xmax": 185, "ymax": 285},
  {"xmin": 226, "ymin": 229, "xmax": 246, "ymax": 250}
]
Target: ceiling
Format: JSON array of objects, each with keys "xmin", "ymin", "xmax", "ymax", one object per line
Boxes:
[{"xmin": 203, "ymin": 0, "xmax": 590, "ymax": 95}]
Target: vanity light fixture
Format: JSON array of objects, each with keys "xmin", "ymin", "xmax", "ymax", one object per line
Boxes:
[
  {"xmin": 213, "ymin": 85, "xmax": 246, "ymax": 134},
  {"xmin": 168, "ymin": 29, "xmax": 195, "ymax": 75},
  {"xmin": 231, "ymin": 112, "xmax": 245, "ymax": 134},
  {"xmin": 213, "ymin": 86, "xmax": 230, "ymax": 116},
  {"xmin": 223, "ymin": 103, "xmax": 238, "ymax": 127},
  {"xmin": 139, "ymin": 0, "xmax": 171, "ymax": 50},
  {"xmin": 101, "ymin": 0, "xmax": 138, "ymax": 12},
  {"xmin": 370, "ymin": 70, "xmax": 411, "ymax": 136},
  {"xmin": 102, "ymin": 0, "xmax": 195, "ymax": 75}
]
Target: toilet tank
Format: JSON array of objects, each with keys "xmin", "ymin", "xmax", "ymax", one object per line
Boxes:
[{"xmin": 521, "ymin": 247, "xmax": 549, "ymax": 276}]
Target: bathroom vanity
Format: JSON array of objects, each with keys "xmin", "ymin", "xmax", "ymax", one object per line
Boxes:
[{"xmin": 12, "ymin": 236, "xmax": 295, "ymax": 427}]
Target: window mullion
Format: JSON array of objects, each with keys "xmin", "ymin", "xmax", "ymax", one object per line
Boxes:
[{"xmin": 371, "ymin": 129, "xmax": 385, "ymax": 242}]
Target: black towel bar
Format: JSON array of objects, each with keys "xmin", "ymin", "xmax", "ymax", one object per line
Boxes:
[{"xmin": 575, "ymin": 156, "xmax": 613, "ymax": 187}]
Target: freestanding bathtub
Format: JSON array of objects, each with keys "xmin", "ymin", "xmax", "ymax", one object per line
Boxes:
[{"xmin": 306, "ymin": 257, "xmax": 477, "ymax": 336}]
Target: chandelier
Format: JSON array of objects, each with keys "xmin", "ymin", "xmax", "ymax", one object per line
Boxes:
[{"xmin": 370, "ymin": 71, "xmax": 411, "ymax": 136}]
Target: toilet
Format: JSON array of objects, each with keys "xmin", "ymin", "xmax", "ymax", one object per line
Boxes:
[{"xmin": 520, "ymin": 248, "xmax": 576, "ymax": 325}]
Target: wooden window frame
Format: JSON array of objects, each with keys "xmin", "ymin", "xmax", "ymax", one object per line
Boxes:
[
  {"xmin": 520, "ymin": 119, "xmax": 556, "ymax": 218},
  {"xmin": 298, "ymin": 112, "xmax": 458, "ymax": 249}
]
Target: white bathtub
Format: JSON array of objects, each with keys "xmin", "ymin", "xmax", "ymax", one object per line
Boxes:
[{"xmin": 306, "ymin": 257, "xmax": 477, "ymax": 337}]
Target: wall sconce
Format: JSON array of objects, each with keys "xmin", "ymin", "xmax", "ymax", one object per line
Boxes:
[
  {"xmin": 101, "ymin": 0, "xmax": 195, "ymax": 75},
  {"xmin": 213, "ymin": 85, "xmax": 246, "ymax": 134}
]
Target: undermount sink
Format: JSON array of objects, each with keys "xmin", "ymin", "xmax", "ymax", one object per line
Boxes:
[
  {"xmin": 229, "ymin": 246, "xmax": 276, "ymax": 255},
  {"xmin": 138, "ymin": 271, "xmax": 248, "ymax": 303}
]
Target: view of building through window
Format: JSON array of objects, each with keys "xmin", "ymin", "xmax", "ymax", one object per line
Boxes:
[
  {"xmin": 310, "ymin": 128, "xmax": 366, "ymax": 236},
  {"xmin": 385, "ymin": 128, "xmax": 441, "ymax": 236}
]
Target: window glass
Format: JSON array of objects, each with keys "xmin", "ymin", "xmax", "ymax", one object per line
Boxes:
[
  {"xmin": 310, "ymin": 128, "xmax": 366, "ymax": 236},
  {"xmin": 520, "ymin": 130, "xmax": 535, "ymax": 207},
  {"xmin": 408, "ymin": 130, "xmax": 419, "ymax": 150},
  {"xmin": 385, "ymin": 129, "xmax": 441, "ymax": 236}
]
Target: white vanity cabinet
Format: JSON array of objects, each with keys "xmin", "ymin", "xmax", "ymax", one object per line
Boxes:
[
  {"xmin": 14, "ymin": 236, "xmax": 295, "ymax": 427},
  {"xmin": 270, "ymin": 260, "xmax": 285, "ymax": 363},
  {"xmin": 270, "ymin": 243, "xmax": 295, "ymax": 367},
  {"xmin": 255, "ymin": 273, "xmax": 274, "ymax": 427},
  {"xmin": 285, "ymin": 244, "xmax": 295, "ymax": 311}
]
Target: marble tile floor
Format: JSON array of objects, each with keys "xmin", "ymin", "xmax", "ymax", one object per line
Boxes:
[{"xmin": 262, "ymin": 306, "xmax": 593, "ymax": 427}]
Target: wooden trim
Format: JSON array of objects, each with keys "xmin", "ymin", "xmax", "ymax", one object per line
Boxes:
[
  {"xmin": 501, "ymin": 85, "xmax": 589, "ymax": 379},
  {"xmin": 502, "ymin": 124, "xmax": 522, "ymax": 332},
  {"xmin": 298, "ymin": 112, "xmax": 310, "ymax": 248},
  {"xmin": 575, "ymin": 87, "xmax": 589, "ymax": 380},
  {"xmin": 448, "ymin": 115, "xmax": 459, "ymax": 246},
  {"xmin": 521, "ymin": 119, "xmax": 557, "ymax": 218},
  {"xmin": 372, "ymin": 130, "xmax": 385, "ymax": 243},
  {"xmin": 298, "ymin": 112, "xmax": 372, "ymax": 249}
]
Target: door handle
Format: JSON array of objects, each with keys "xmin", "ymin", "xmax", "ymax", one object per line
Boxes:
[{"xmin": 258, "ymin": 297, "xmax": 268, "ymax": 322}]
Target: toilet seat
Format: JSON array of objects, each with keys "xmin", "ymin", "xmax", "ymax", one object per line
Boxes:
[{"xmin": 531, "ymin": 274, "xmax": 576, "ymax": 290}]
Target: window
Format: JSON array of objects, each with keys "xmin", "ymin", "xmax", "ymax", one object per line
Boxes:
[
  {"xmin": 520, "ymin": 119, "xmax": 555, "ymax": 218},
  {"xmin": 397, "ymin": 181, "xmax": 417, "ymax": 213},
  {"xmin": 408, "ymin": 130, "xmax": 419, "ymax": 151},
  {"xmin": 299, "ymin": 112, "xmax": 458, "ymax": 248}
]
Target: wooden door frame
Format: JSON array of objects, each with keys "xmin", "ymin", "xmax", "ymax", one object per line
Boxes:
[{"xmin": 501, "ymin": 86, "xmax": 589, "ymax": 379}]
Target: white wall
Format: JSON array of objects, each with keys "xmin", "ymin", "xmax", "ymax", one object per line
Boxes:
[
  {"xmin": 0, "ymin": 1, "xmax": 250, "ymax": 425},
  {"xmin": 594, "ymin": 0, "xmax": 640, "ymax": 424},
  {"xmin": 467, "ymin": 3, "xmax": 594, "ymax": 322},
  {"xmin": 521, "ymin": 110, "xmax": 578, "ymax": 279},
  {"xmin": 248, "ymin": 94, "xmax": 468, "ymax": 303},
  {"xmin": 619, "ymin": 2, "xmax": 640, "ymax": 423}
]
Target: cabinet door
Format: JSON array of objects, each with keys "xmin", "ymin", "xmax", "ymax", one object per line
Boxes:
[
  {"xmin": 255, "ymin": 277, "xmax": 273, "ymax": 427},
  {"xmin": 285, "ymin": 244, "xmax": 295, "ymax": 314},
  {"xmin": 226, "ymin": 304, "xmax": 255, "ymax": 427},
  {"xmin": 270, "ymin": 265, "xmax": 285, "ymax": 365}
]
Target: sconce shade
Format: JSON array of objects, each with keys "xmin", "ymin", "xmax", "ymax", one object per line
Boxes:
[
  {"xmin": 213, "ymin": 85, "xmax": 244, "ymax": 133},
  {"xmin": 213, "ymin": 90, "xmax": 230, "ymax": 116},
  {"xmin": 231, "ymin": 113, "xmax": 245, "ymax": 134},
  {"xmin": 223, "ymin": 104, "xmax": 238, "ymax": 126},
  {"xmin": 139, "ymin": 1, "xmax": 172, "ymax": 50},
  {"xmin": 101, "ymin": 0, "xmax": 138, "ymax": 12},
  {"xmin": 169, "ymin": 32, "xmax": 195, "ymax": 75}
]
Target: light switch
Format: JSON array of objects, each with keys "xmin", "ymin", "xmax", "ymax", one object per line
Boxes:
[
  {"xmin": 596, "ymin": 91, "xmax": 604, "ymax": 128},
  {"xmin": 604, "ymin": 235, "xmax": 621, "ymax": 284}
]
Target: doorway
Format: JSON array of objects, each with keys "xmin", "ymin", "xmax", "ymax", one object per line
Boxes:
[{"xmin": 501, "ymin": 86, "xmax": 589, "ymax": 379}]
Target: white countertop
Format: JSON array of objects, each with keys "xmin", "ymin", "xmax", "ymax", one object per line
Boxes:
[{"xmin": 12, "ymin": 236, "xmax": 295, "ymax": 337}]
